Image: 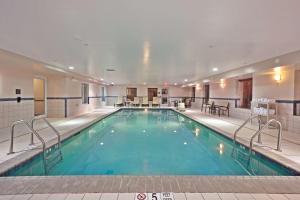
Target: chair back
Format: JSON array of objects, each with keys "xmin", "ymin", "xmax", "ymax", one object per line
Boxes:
[
  {"xmin": 116, "ymin": 96, "xmax": 123, "ymax": 104},
  {"xmin": 142, "ymin": 96, "xmax": 148, "ymax": 104},
  {"xmin": 219, "ymin": 102, "xmax": 229, "ymax": 108},
  {"xmin": 178, "ymin": 102, "xmax": 185, "ymax": 111},
  {"xmin": 133, "ymin": 97, "xmax": 140, "ymax": 104},
  {"xmin": 153, "ymin": 97, "xmax": 159, "ymax": 104}
]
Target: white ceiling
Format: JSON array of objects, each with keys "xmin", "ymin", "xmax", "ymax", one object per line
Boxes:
[{"xmin": 1, "ymin": 0, "xmax": 300, "ymax": 85}]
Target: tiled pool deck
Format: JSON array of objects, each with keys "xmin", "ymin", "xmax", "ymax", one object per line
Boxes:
[
  {"xmin": 0, "ymin": 107, "xmax": 299, "ymax": 196},
  {"xmin": 0, "ymin": 192, "xmax": 300, "ymax": 200}
]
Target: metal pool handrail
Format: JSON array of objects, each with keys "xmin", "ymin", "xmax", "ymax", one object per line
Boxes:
[
  {"xmin": 30, "ymin": 115, "xmax": 61, "ymax": 148},
  {"xmin": 249, "ymin": 119, "xmax": 282, "ymax": 153},
  {"xmin": 8, "ymin": 120, "xmax": 46, "ymax": 155},
  {"xmin": 233, "ymin": 115, "xmax": 262, "ymax": 144}
]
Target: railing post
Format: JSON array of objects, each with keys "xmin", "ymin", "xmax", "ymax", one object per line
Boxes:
[
  {"xmin": 257, "ymin": 116, "xmax": 262, "ymax": 144},
  {"xmin": 277, "ymin": 122, "xmax": 282, "ymax": 151},
  {"xmin": 30, "ymin": 119, "xmax": 34, "ymax": 145},
  {"xmin": 8, "ymin": 124, "xmax": 15, "ymax": 154},
  {"xmin": 64, "ymin": 98, "xmax": 67, "ymax": 118}
]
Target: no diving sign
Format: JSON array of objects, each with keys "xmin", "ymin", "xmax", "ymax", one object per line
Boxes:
[{"xmin": 135, "ymin": 193, "xmax": 174, "ymax": 200}]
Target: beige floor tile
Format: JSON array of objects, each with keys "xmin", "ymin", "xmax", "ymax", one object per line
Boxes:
[
  {"xmin": 234, "ymin": 193, "xmax": 254, "ymax": 199},
  {"xmin": 201, "ymin": 193, "xmax": 220, "ymax": 200},
  {"xmin": 251, "ymin": 194, "xmax": 272, "ymax": 200},
  {"xmin": 47, "ymin": 193, "xmax": 69, "ymax": 200},
  {"xmin": 267, "ymin": 194, "xmax": 288, "ymax": 200},
  {"xmin": 173, "ymin": 193, "xmax": 186, "ymax": 200},
  {"xmin": 284, "ymin": 194, "xmax": 300, "ymax": 200},
  {"xmin": 117, "ymin": 193, "xmax": 134, "ymax": 200},
  {"xmin": 100, "ymin": 193, "xmax": 118, "ymax": 200},
  {"xmin": 29, "ymin": 194, "xmax": 50, "ymax": 200},
  {"xmin": 65, "ymin": 193, "xmax": 85, "ymax": 200},
  {"xmin": 185, "ymin": 193, "xmax": 204, "ymax": 200},
  {"xmin": 11, "ymin": 194, "xmax": 32, "ymax": 200},
  {"xmin": 218, "ymin": 193, "xmax": 237, "ymax": 200},
  {"xmin": 0, "ymin": 195, "xmax": 14, "ymax": 200},
  {"xmin": 83, "ymin": 193, "xmax": 101, "ymax": 200}
]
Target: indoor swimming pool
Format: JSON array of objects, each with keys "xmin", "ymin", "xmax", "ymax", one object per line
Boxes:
[{"xmin": 3, "ymin": 109, "xmax": 298, "ymax": 176}]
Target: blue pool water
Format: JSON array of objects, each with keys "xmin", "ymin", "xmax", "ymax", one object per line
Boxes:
[{"xmin": 4, "ymin": 109, "xmax": 298, "ymax": 176}]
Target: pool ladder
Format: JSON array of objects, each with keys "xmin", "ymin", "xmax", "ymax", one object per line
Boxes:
[
  {"xmin": 232, "ymin": 115, "xmax": 282, "ymax": 162},
  {"xmin": 8, "ymin": 116, "xmax": 63, "ymax": 175}
]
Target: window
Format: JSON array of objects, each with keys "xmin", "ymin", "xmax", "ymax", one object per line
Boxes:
[
  {"xmin": 126, "ymin": 88, "xmax": 137, "ymax": 101},
  {"xmin": 82, "ymin": 83, "xmax": 89, "ymax": 104}
]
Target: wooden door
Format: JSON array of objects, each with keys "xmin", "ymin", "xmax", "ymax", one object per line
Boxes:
[
  {"xmin": 239, "ymin": 78, "xmax": 252, "ymax": 108},
  {"xmin": 148, "ymin": 88, "xmax": 158, "ymax": 101},
  {"xmin": 126, "ymin": 88, "xmax": 137, "ymax": 101},
  {"xmin": 204, "ymin": 84, "xmax": 209, "ymax": 103}
]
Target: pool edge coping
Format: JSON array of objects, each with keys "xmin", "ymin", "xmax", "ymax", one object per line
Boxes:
[{"xmin": 0, "ymin": 175, "xmax": 300, "ymax": 195}]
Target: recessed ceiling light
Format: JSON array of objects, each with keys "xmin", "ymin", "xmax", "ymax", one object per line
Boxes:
[
  {"xmin": 68, "ymin": 66, "xmax": 74, "ymax": 70},
  {"xmin": 111, "ymin": 82, "xmax": 114, "ymax": 85},
  {"xmin": 212, "ymin": 67, "xmax": 218, "ymax": 72},
  {"xmin": 174, "ymin": 83, "xmax": 177, "ymax": 86},
  {"xmin": 203, "ymin": 79, "xmax": 210, "ymax": 83},
  {"xmin": 143, "ymin": 82, "xmax": 146, "ymax": 85},
  {"xmin": 184, "ymin": 79, "xmax": 188, "ymax": 82},
  {"xmin": 100, "ymin": 78, "xmax": 104, "ymax": 81}
]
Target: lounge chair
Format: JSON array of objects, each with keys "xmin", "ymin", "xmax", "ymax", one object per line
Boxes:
[
  {"xmin": 178, "ymin": 102, "xmax": 185, "ymax": 112},
  {"xmin": 216, "ymin": 102, "xmax": 230, "ymax": 117},
  {"xmin": 132, "ymin": 97, "xmax": 140, "ymax": 107},
  {"xmin": 114, "ymin": 96, "xmax": 124, "ymax": 107},
  {"xmin": 152, "ymin": 97, "xmax": 160, "ymax": 107},
  {"xmin": 142, "ymin": 96, "xmax": 149, "ymax": 107}
]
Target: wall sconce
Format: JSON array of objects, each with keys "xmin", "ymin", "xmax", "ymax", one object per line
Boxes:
[
  {"xmin": 274, "ymin": 66, "xmax": 282, "ymax": 82},
  {"xmin": 196, "ymin": 84, "xmax": 201, "ymax": 90},
  {"xmin": 274, "ymin": 74, "xmax": 281, "ymax": 82},
  {"xmin": 220, "ymin": 79, "xmax": 225, "ymax": 88}
]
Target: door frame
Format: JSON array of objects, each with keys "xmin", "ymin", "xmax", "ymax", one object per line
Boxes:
[{"xmin": 33, "ymin": 76, "xmax": 47, "ymax": 116}]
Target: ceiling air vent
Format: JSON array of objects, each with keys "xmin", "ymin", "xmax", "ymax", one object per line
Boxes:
[{"xmin": 106, "ymin": 68, "xmax": 116, "ymax": 72}]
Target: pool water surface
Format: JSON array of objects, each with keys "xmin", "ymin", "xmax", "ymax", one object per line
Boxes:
[{"xmin": 4, "ymin": 109, "xmax": 298, "ymax": 176}]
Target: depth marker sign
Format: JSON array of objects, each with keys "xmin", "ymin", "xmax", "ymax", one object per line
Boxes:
[{"xmin": 135, "ymin": 193, "xmax": 174, "ymax": 200}]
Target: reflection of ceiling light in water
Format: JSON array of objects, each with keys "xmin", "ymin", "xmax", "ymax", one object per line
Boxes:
[
  {"xmin": 100, "ymin": 142, "xmax": 104, "ymax": 146},
  {"xmin": 195, "ymin": 128, "xmax": 200, "ymax": 136},
  {"xmin": 219, "ymin": 143, "xmax": 224, "ymax": 149},
  {"xmin": 111, "ymin": 130, "xmax": 114, "ymax": 133},
  {"xmin": 144, "ymin": 108, "xmax": 148, "ymax": 112},
  {"xmin": 184, "ymin": 142, "xmax": 187, "ymax": 145},
  {"xmin": 219, "ymin": 143, "xmax": 224, "ymax": 155},
  {"xmin": 173, "ymin": 130, "xmax": 177, "ymax": 133},
  {"xmin": 142, "ymin": 130, "xmax": 146, "ymax": 133},
  {"xmin": 143, "ymin": 41, "xmax": 150, "ymax": 65}
]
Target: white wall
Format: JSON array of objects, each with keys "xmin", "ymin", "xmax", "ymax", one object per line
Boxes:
[{"xmin": 0, "ymin": 50, "xmax": 106, "ymax": 128}]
